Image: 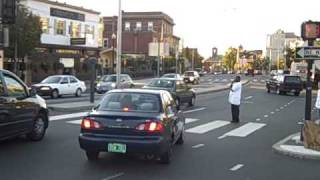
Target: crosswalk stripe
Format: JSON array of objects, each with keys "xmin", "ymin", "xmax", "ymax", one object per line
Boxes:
[
  {"xmin": 218, "ymin": 122, "xmax": 266, "ymax": 139},
  {"xmin": 67, "ymin": 118, "xmax": 200, "ymax": 125},
  {"xmin": 49, "ymin": 112, "xmax": 88, "ymax": 121},
  {"xmin": 186, "ymin": 120, "xmax": 230, "ymax": 134}
]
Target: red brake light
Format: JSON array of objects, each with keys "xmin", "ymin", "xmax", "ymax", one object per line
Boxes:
[
  {"xmin": 136, "ymin": 121, "xmax": 163, "ymax": 133},
  {"xmin": 81, "ymin": 118, "xmax": 102, "ymax": 129}
]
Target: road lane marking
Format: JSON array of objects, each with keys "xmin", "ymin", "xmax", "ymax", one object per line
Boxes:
[
  {"xmin": 264, "ymin": 115, "xmax": 269, "ymax": 118},
  {"xmin": 186, "ymin": 120, "xmax": 230, "ymax": 134},
  {"xmin": 219, "ymin": 122, "xmax": 266, "ymax": 138},
  {"xmin": 192, "ymin": 144, "xmax": 205, "ymax": 149},
  {"xmin": 183, "ymin": 107, "xmax": 206, "ymax": 114},
  {"xmin": 101, "ymin": 172, "xmax": 125, "ymax": 180},
  {"xmin": 49, "ymin": 112, "xmax": 88, "ymax": 121},
  {"xmin": 256, "ymin": 118, "xmax": 261, "ymax": 121},
  {"xmin": 280, "ymin": 107, "xmax": 284, "ymax": 109},
  {"xmin": 185, "ymin": 118, "xmax": 200, "ymax": 124},
  {"xmin": 276, "ymin": 109, "xmax": 280, "ymax": 112},
  {"xmin": 270, "ymin": 112, "xmax": 275, "ymax": 114},
  {"xmin": 230, "ymin": 164, "xmax": 244, "ymax": 171},
  {"xmin": 284, "ymin": 105, "xmax": 287, "ymax": 107},
  {"xmin": 298, "ymin": 122, "xmax": 304, "ymax": 125},
  {"xmin": 244, "ymin": 96, "xmax": 253, "ymax": 100}
]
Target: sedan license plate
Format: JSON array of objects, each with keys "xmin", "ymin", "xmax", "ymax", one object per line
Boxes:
[{"xmin": 108, "ymin": 143, "xmax": 126, "ymax": 153}]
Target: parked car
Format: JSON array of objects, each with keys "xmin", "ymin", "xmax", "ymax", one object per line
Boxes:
[
  {"xmin": 143, "ymin": 78, "xmax": 196, "ymax": 108},
  {"xmin": 161, "ymin": 73, "xmax": 183, "ymax": 80},
  {"xmin": 266, "ymin": 75, "xmax": 303, "ymax": 96},
  {"xmin": 32, "ymin": 75, "xmax": 86, "ymax": 99},
  {"xmin": 95, "ymin": 74, "xmax": 134, "ymax": 94},
  {"xmin": 183, "ymin": 71, "xmax": 200, "ymax": 84},
  {"xmin": 0, "ymin": 69, "xmax": 49, "ymax": 141},
  {"xmin": 245, "ymin": 69, "xmax": 254, "ymax": 76},
  {"xmin": 79, "ymin": 89, "xmax": 185, "ymax": 164}
]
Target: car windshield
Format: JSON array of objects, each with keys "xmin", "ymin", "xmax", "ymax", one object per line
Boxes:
[
  {"xmin": 102, "ymin": 75, "xmax": 116, "ymax": 82},
  {"xmin": 99, "ymin": 92, "xmax": 160, "ymax": 113},
  {"xmin": 162, "ymin": 74, "xmax": 176, "ymax": 78},
  {"xmin": 148, "ymin": 79, "xmax": 175, "ymax": 88},
  {"xmin": 286, "ymin": 76, "xmax": 301, "ymax": 83},
  {"xmin": 41, "ymin": 76, "xmax": 62, "ymax": 84},
  {"xmin": 185, "ymin": 72, "xmax": 194, "ymax": 76}
]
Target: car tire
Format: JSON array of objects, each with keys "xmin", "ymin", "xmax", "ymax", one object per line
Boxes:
[
  {"xmin": 176, "ymin": 127, "xmax": 184, "ymax": 145},
  {"xmin": 159, "ymin": 142, "xmax": 173, "ymax": 164},
  {"xmin": 26, "ymin": 113, "xmax": 47, "ymax": 141},
  {"xmin": 295, "ymin": 92, "xmax": 300, "ymax": 96},
  {"xmin": 75, "ymin": 88, "xmax": 82, "ymax": 97},
  {"xmin": 86, "ymin": 151, "xmax": 99, "ymax": 161},
  {"xmin": 188, "ymin": 95, "xmax": 196, "ymax": 107},
  {"xmin": 51, "ymin": 89, "xmax": 59, "ymax": 99}
]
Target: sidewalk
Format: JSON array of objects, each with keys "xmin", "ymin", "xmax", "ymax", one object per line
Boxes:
[
  {"xmin": 273, "ymin": 133, "xmax": 320, "ymax": 160},
  {"xmin": 48, "ymin": 80, "xmax": 249, "ymax": 112}
]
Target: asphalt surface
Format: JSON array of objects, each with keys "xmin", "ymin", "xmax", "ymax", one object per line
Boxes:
[{"xmin": 1, "ymin": 75, "xmax": 320, "ymax": 180}]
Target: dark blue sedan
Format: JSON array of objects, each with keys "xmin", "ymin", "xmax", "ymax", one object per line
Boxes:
[{"xmin": 79, "ymin": 89, "xmax": 185, "ymax": 164}]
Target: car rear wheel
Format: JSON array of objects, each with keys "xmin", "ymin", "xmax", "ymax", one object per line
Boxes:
[
  {"xmin": 188, "ymin": 95, "xmax": 196, "ymax": 107},
  {"xmin": 27, "ymin": 113, "xmax": 47, "ymax": 141},
  {"xmin": 51, "ymin": 89, "xmax": 59, "ymax": 99},
  {"xmin": 86, "ymin": 151, "xmax": 99, "ymax": 161},
  {"xmin": 75, "ymin": 88, "xmax": 82, "ymax": 97}
]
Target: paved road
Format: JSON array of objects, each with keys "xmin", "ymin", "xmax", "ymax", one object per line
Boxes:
[{"xmin": 3, "ymin": 81, "xmax": 319, "ymax": 180}]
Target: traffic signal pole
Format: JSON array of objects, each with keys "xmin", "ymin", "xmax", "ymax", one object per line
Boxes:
[{"xmin": 305, "ymin": 40, "xmax": 314, "ymax": 122}]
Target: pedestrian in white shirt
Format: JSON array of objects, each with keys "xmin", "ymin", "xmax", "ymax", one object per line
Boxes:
[
  {"xmin": 315, "ymin": 88, "xmax": 320, "ymax": 119},
  {"xmin": 228, "ymin": 76, "xmax": 242, "ymax": 123}
]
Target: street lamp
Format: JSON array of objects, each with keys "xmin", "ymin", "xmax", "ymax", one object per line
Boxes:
[{"xmin": 111, "ymin": 33, "xmax": 116, "ymax": 74}]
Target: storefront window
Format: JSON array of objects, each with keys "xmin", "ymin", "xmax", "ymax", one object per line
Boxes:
[
  {"xmin": 85, "ymin": 25, "xmax": 95, "ymax": 39},
  {"xmin": 70, "ymin": 22, "xmax": 81, "ymax": 38},
  {"xmin": 40, "ymin": 17, "xmax": 49, "ymax": 34},
  {"xmin": 54, "ymin": 20, "xmax": 66, "ymax": 35}
]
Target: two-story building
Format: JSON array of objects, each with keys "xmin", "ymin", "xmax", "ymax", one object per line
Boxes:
[
  {"xmin": 101, "ymin": 11, "xmax": 180, "ymax": 77},
  {"xmin": 18, "ymin": 0, "xmax": 103, "ymax": 83}
]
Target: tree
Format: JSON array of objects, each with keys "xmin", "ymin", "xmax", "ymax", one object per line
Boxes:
[
  {"xmin": 5, "ymin": 1, "xmax": 42, "ymax": 66},
  {"xmin": 223, "ymin": 47, "xmax": 237, "ymax": 70},
  {"xmin": 285, "ymin": 47, "xmax": 295, "ymax": 69}
]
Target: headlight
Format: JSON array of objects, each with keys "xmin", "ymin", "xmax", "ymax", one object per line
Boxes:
[
  {"xmin": 40, "ymin": 87, "xmax": 50, "ymax": 91},
  {"xmin": 190, "ymin": 77, "xmax": 195, "ymax": 81},
  {"xmin": 96, "ymin": 83, "xmax": 101, "ymax": 87},
  {"xmin": 111, "ymin": 83, "xmax": 116, "ymax": 88}
]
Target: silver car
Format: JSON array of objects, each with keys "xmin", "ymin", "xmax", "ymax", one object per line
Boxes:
[{"xmin": 95, "ymin": 74, "xmax": 134, "ymax": 94}]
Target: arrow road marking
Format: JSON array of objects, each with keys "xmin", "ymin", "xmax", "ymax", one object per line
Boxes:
[{"xmin": 230, "ymin": 164, "xmax": 244, "ymax": 171}]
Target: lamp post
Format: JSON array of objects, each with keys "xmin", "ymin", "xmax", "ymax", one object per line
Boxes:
[
  {"xmin": 111, "ymin": 33, "xmax": 116, "ymax": 74},
  {"xmin": 116, "ymin": 0, "xmax": 122, "ymax": 88}
]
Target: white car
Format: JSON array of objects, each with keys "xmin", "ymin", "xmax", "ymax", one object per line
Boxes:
[
  {"xmin": 161, "ymin": 73, "xmax": 183, "ymax": 80},
  {"xmin": 32, "ymin": 75, "xmax": 86, "ymax": 98},
  {"xmin": 183, "ymin": 71, "xmax": 200, "ymax": 84}
]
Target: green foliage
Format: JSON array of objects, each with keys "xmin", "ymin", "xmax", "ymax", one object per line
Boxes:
[
  {"xmin": 4, "ymin": 2, "xmax": 42, "ymax": 58},
  {"xmin": 223, "ymin": 47, "xmax": 237, "ymax": 70}
]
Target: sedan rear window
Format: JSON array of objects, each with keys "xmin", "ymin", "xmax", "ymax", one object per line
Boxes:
[
  {"xmin": 148, "ymin": 79, "xmax": 174, "ymax": 88},
  {"xmin": 285, "ymin": 76, "xmax": 301, "ymax": 83},
  {"xmin": 185, "ymin": 72, "xmax": 194, "ymax": 76},
  {"xmin": 42, "ymin": 76, "xmax": 62, "ymax": 84},
  {"xmin": 99, "ymin": 92, "xmax": 161, "ymax": 113}
]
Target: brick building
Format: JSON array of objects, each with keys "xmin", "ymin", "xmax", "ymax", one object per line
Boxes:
[{"xmin": 101, "ymin": 11, "xmax": 180, "ymax": 77}]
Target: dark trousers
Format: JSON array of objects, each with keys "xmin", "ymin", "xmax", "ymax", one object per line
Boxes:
[{"xmin": 231, "ymin": 104, "xmax": 240, "ymax": 122}]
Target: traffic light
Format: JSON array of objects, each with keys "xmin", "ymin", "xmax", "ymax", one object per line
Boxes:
[
  {"xmin": 1, "ymin": 0, "xmax": 16, "ymax": 24},
  {"xmin": 301, "ymin": 21, "xmax": 320, "ymax": 40}
]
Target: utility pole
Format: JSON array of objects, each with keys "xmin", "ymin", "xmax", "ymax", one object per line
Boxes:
[
  {"xmin": 116, "ymin": 0, "xmax": 122, "ymax": 88},
  {"xmin": 192, "ymin": 49, "xmax": 194, "ymax": 70}
]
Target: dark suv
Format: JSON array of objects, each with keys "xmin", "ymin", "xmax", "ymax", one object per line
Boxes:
[
  {"xmin": 0, "ymin": 70, "xmax": 49, "ymax": 141},
  {"xmin": 266, "ymin": 75, "xmax": 303, "ymax": 96}
]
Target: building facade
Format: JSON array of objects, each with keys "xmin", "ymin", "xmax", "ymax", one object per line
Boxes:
[
  {"xmin": 266, "ymin": 30, "xmax": 304, "ymax": 68},
  {"xmin": 101, "ymin": 11, "xmax": 180, "ymax": 77},
  {"xmin": 6, "ymin": 0, "xmax": 103, "ymax": 83}
]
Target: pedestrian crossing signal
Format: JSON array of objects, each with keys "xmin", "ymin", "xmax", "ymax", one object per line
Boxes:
[{"xmin": 301, "ymin": 21, "xmax": 320, "ymax": 40}]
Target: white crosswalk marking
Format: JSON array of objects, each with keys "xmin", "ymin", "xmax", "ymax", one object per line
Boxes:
[
  {"xmin": 49, "ymin": 112, "xmax": 88, "ymax": 121},
  {"xmin": 67, "ymin": 120, "xmax": 82, "ymax": 124},
  {"xmin": 253, "ymin": 79, "xmax": 258, "ymax": 82},
  {"xmin": 218, "ymin": 122, "xmax": 266, "ymax": 139},
  {"xmin": 186, "ymin": 120, "xmax": 230, "ymax": 134}
]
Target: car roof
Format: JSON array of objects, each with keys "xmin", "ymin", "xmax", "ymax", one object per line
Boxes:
[
  {"xmin": 46, "ymin": 75, "xmax": 75, "ymax": 78},
  {"xmin": 153, "ymin": 78, "xmax": 177, "ymax": 81},
  {"xmin": 108, "ymin": 88, "xmax": 168, "ymax": 95}
]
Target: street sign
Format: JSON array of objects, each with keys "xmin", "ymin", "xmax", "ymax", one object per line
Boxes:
[
  {"xmin": 295, "ymin": 47, "xmax": 320, "ymax": 60},
  {"xmin": 70, "ymin": 38, "xmax": 86, "ymax": 45}
]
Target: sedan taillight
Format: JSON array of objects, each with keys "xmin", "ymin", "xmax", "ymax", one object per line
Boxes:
[
  {"xmin": 136, "ymin": 121, "xmax": 164, "ymax": 133},
  {"xmin": 81, "ymin": 118, "xmax": 102, "ymax": 129}
]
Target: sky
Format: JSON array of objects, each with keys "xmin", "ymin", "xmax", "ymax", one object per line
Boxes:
[{"xmin": 63, "ymin": 0, "xmax": 320, "ymax": 58}]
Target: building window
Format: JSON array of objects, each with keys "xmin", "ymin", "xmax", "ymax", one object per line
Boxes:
[
  {"xmin": 54, "ymin": 20, "xmax": 66, "ymax": 35},
  {"xmin": 136, "ymin": 22, "xmax": 142, "ymax": 31},
  {"xmin": 103, "ymin": 38, "xmax": 109, "ymax": 48},
  {"xmin": 70, "ymin": 22, "xmax": 81, "ymax": 38},
  {"xmin": 148, "ymin": 22, "xmax": 153, "ymax": 31},
  {"xmin": 125, "ymin": 22, "xmax": 130, "ymax": 31},
  {"xmin": 85, "ymin": 25, "xmax": 95, "ymax": 39},
  {"xmin": 40, "ymin": 17, "xmax": 49, "ymax": 34}
]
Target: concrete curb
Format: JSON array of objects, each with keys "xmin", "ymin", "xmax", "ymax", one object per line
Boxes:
[
  {"xmin": 272, "ymin": 133, "xmax": 320, "ymax": 160},
  {"xmin": 49, "ymin": 80, "xmax": 250, "ymax": 112}
]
